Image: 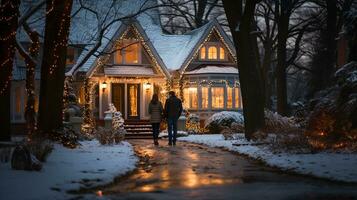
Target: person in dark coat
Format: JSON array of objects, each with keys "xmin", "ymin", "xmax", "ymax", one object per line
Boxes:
[
  {"xmin": 164, "ymin": 91, "xmax": 183, "ymax": 146},
  {"xmin": 148, "ymin": 94, "xmax": 163, "ymax": 146}
]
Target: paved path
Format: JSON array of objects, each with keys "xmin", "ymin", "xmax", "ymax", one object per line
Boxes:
[{"xmin": 93, "ymin": 140, "xmax": 357, "ymax": 200}]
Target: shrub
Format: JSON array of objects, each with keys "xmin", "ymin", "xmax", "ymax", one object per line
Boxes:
[
  {"xmin": 205, "ymin": 111, "xmax": 244, "ymax": 134},
  {"xmin": 264, "ymin": 110, "xmax": 298, "ymax": 133},
  {"xmin": 95, "ymin": 127, "xmax": 126, "ymax": 145},
  {"xmin": 25, "ymin": 139, "xmax": 54, "ymax": 162}
]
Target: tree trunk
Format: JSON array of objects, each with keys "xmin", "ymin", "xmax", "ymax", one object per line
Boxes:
[
  {"xmin": 262, "ymin": 40, "xmax": 273, "ymax": 109},
  {"xmin": 24, "ymin": 27, "xmax": 40, "ymax": 136},
  {"xmin": 0, "ymin": 0, "xmax": 20, "ymax": 141},
  {"xmin": 37, "ymin": 0, "xmax": 73, "ymax": 134},
  {"xmin": 325, "ymin": 0, "xmax": 337, "ymax": 78},
  {"xmin": 223, "ymin": 0, "xmax": 265, "ymax": 140},
  {"xmin": 276, "ymin": 0, "xmax": 289, "ymax": 116}
]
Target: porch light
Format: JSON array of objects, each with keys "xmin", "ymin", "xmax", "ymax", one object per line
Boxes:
[
  {"xmin": 102, "ymin": 81, "xmax": 107, "ymax": 91},
  {"xmin": 144, "ymin": 82, "xmax": 152, "ymax": 90}
]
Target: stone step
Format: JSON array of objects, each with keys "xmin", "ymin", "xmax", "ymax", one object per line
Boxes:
[
  {"xmin": 125, "ymin": 133, "xmax": 154, "ymax": 139},
  {"xmin": 124, "ymin": 124, "xmax": 152, "ymax": 127}
]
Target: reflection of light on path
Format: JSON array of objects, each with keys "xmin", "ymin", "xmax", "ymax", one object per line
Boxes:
[
  {"xmin": 184, "ymin": 169, "xmax": 199, "ymax": 188},
  {"xmin": 140, "ymin": 185, "xmax": 155, "ymax": 192}
]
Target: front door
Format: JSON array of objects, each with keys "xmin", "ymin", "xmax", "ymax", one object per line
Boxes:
[
  {"xmin": 127, "ymin": 84, "xmax": 140, "ymax": 119},
  {"xmin": 112, "ymin": 83, "xmax": 125, "ymax": 115}
]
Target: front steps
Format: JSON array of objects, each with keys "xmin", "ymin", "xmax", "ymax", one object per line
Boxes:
[{"xmin": 124, "ymin": 120, "xmax": 154, "ymax": 139}]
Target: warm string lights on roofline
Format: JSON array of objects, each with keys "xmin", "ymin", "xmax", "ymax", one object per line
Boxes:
[
  {"xmin": 183, "ymin": 79, "xmax": 241, "ymax": 88},
  {"xmin": 179, "ymin": 27, "xmax": 237, "ymax": 80}
]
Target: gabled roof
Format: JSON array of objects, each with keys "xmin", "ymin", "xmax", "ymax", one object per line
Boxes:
[
  {"xmin": 178, "ymin": 19, "xmax": 237, "ymax": 76},
  {"xmin": 16, "ymin": 0, "xmax": 237, "ymax": 80}
]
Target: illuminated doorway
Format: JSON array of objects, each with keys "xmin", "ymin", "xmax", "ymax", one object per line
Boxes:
[{"xmin": 127, "ymin": 84, "xmax": 140, "ymax": 119}]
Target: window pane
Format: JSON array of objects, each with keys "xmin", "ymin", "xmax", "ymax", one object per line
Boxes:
[
  {"xmin": 227, "ymin": 87, "xmax": 233, "ymax": 108},
  {"xmin": 235, "ymin": 87, "xmax": 241, "ymax": 108},
  {"xmin": 200, "ymin": 46, "xmax": 206, "ymax": 59},
  {"xmin": 125, "ymin": 43, "xmax": 139, "ymax": 64},
  {"xmin": 208, "ymin": 46, "xmax": 217, "ymax": 59},
  {"xmin": 212, "ymin": 87, "xmax": 224, "ymax": 108},
  {"xmin": 183, "ymin": 88, "xmax": 189, "ymax": 109},
  {"xmin": 115, "ymin": 50, "xmax": 123, "ymax": 63},
  {"xmin": 201, "ymin": 87, "xmax": 208, "ymax": 109},
  {"xmin": 189, "ymin": 87, "xmax": 198, "ymax": 109},
  {"xmin": 219, "ymin": 47, "xmax": 225, "ymax": 60}
]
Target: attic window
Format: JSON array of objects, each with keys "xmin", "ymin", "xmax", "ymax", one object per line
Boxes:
[
  {"xmin": 199, "ymin": 43, "xmax": 226, "ymax": 61},
  {"xmin": 200, "ymin": 46, "xmax": 206, "ymax": 59},
  {"xmin": 115, "ymin": 39, "xmax": 141, "ymax": 64},
  {"xmin": 208, "ymin": 46, "xmax": 217, "ymax": 59}
]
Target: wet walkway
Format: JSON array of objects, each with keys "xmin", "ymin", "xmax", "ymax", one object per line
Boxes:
[{"xmin": 91, "ymin": 140, "xmax": 357, "ymax": 200}]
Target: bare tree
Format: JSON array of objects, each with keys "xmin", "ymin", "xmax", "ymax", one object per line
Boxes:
[
  {"xmin": 37, "ymin": 0, "xmax": 74, "ymax": 134},
  {"xmin": 0, "ymin": 0, "xmax": 20, "ymax": 141},
  {"xmin": 159, "ymin": 0, "xmax": 226, "ymax": 33},
  {"xmin": 223, "ymin": 0, "xmax": 265, "ymax": 140}
]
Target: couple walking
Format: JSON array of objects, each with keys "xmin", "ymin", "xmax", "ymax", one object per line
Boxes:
[{"xmin": 148, "ymin": 91, "xmax": 182, "ymax": 146}]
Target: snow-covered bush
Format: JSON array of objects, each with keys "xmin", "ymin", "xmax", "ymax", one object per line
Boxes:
[
  {"xmin": 95, "ymin": 127, "xmax": 126, "ymax": 145},
  {"xmin": 205, "ymin": 111, "xmax": 244, "ymax": 134},
  {"xmin": 96, "ymin": 104, "xmax": 126, "ymax": 145},
  {"xmin": 264, "ymin": 110, "xmax": 299, "ymax": 133},
  {"xmin": 230, "ymin": 122, "xmax": 244, "ymax": 133}
]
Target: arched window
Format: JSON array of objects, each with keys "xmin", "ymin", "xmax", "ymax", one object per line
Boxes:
[
  {"xmin": 219, "ymin": 47, "xmax": 225, "ymax": 60},
  {"xmin": 200, "ymin": 46, "xmax": 206, "ymax": 59},
  {"xmin": 208, "ymin": 46, "xmax": 217, "ymax": 59}
]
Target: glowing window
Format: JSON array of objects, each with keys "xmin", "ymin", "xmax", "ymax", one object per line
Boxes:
[
  {"xmin": 219, "ymin": 47, "xmax": 225, "ymax": 60},
  {"xmin": 227, "ymin": 87, "xmax": 233, "ymax": 108},
  {"xmin": 183, "ymin": 88, "xmax": 198, "ymax": 109},
  {"xmin": 212, "ymin": 87, "xmax": 224, "ymax": 109},
  {"xmin": 125, "ymin": 43, "xmax": 139, "ymax": 64},
  {"xmin": 200, "ymin": 46, "xmax": 206, "ymax": 59},
  {"xmin": 201, "ymin": 87, "xmax": 209, "ymax": 109},
  {"xmin": 208, "ymin": 46, "xmax": 217, "ymax": 59},
  {"xmin": 183, "ymin": 88, "xmax": 189, "ymax": 109},
  {"xmin": 115, "ymin": 40, "xmax": 140, "ymax": 64},
  {"xmin": 235, "ymin": 87, "xmax": 241, "ymax": 108},
  {"xmin": 115, "ymin": 49, "xmax": 123, "ymax": 63},
  {"xmin": 189, "ymin": 87, "xmax": 198, "ymax": 109}
]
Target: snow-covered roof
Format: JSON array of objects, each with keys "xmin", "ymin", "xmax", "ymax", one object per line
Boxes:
[
  {"xmin": 185, "ymin": 66, "xmax": 238, "ymax": 75},
  {"xmin": 15, "ymin": 0, "xmax": 236, "ymax": 80},
  {"xmin": 104, "ymin": 66, "xmax": 156, "ymax": 77}
]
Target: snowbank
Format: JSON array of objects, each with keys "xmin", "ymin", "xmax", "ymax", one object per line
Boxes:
[
  {"xmin": 0, "ymin": 140, "xmax": 138, "ymax": 200},
  {"xmin": 179, "ymin": 134, "xmax": 357, "ymax": 183}
]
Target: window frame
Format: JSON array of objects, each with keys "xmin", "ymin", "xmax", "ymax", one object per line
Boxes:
[
  {"xmin": 198, "ymin": 42, "xmax": 227, "ymax": 61},
  {"xmin": 211, "ymin": 86, "xmax": 225, "ymax": 109},
  {"xmin": 114, "ymin": 39, "xmax": 142, "ymax": 65}
]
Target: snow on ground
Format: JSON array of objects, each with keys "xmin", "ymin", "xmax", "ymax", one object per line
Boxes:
[
  {"xmin": 0, "ymin": 140, "xmax": 138, "ymax": 200},
  {"xmin": 179, "ymin": 134, "xmax": 357, "ymax": 183}
]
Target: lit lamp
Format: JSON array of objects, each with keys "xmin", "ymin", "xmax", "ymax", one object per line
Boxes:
[
  {"xmin": 144, "ymin": 82, "xmax": 152, "ymax": 91},
  {"xmin": 102, "ymin": 81, "xmax": 107, "ymax": 92}
]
